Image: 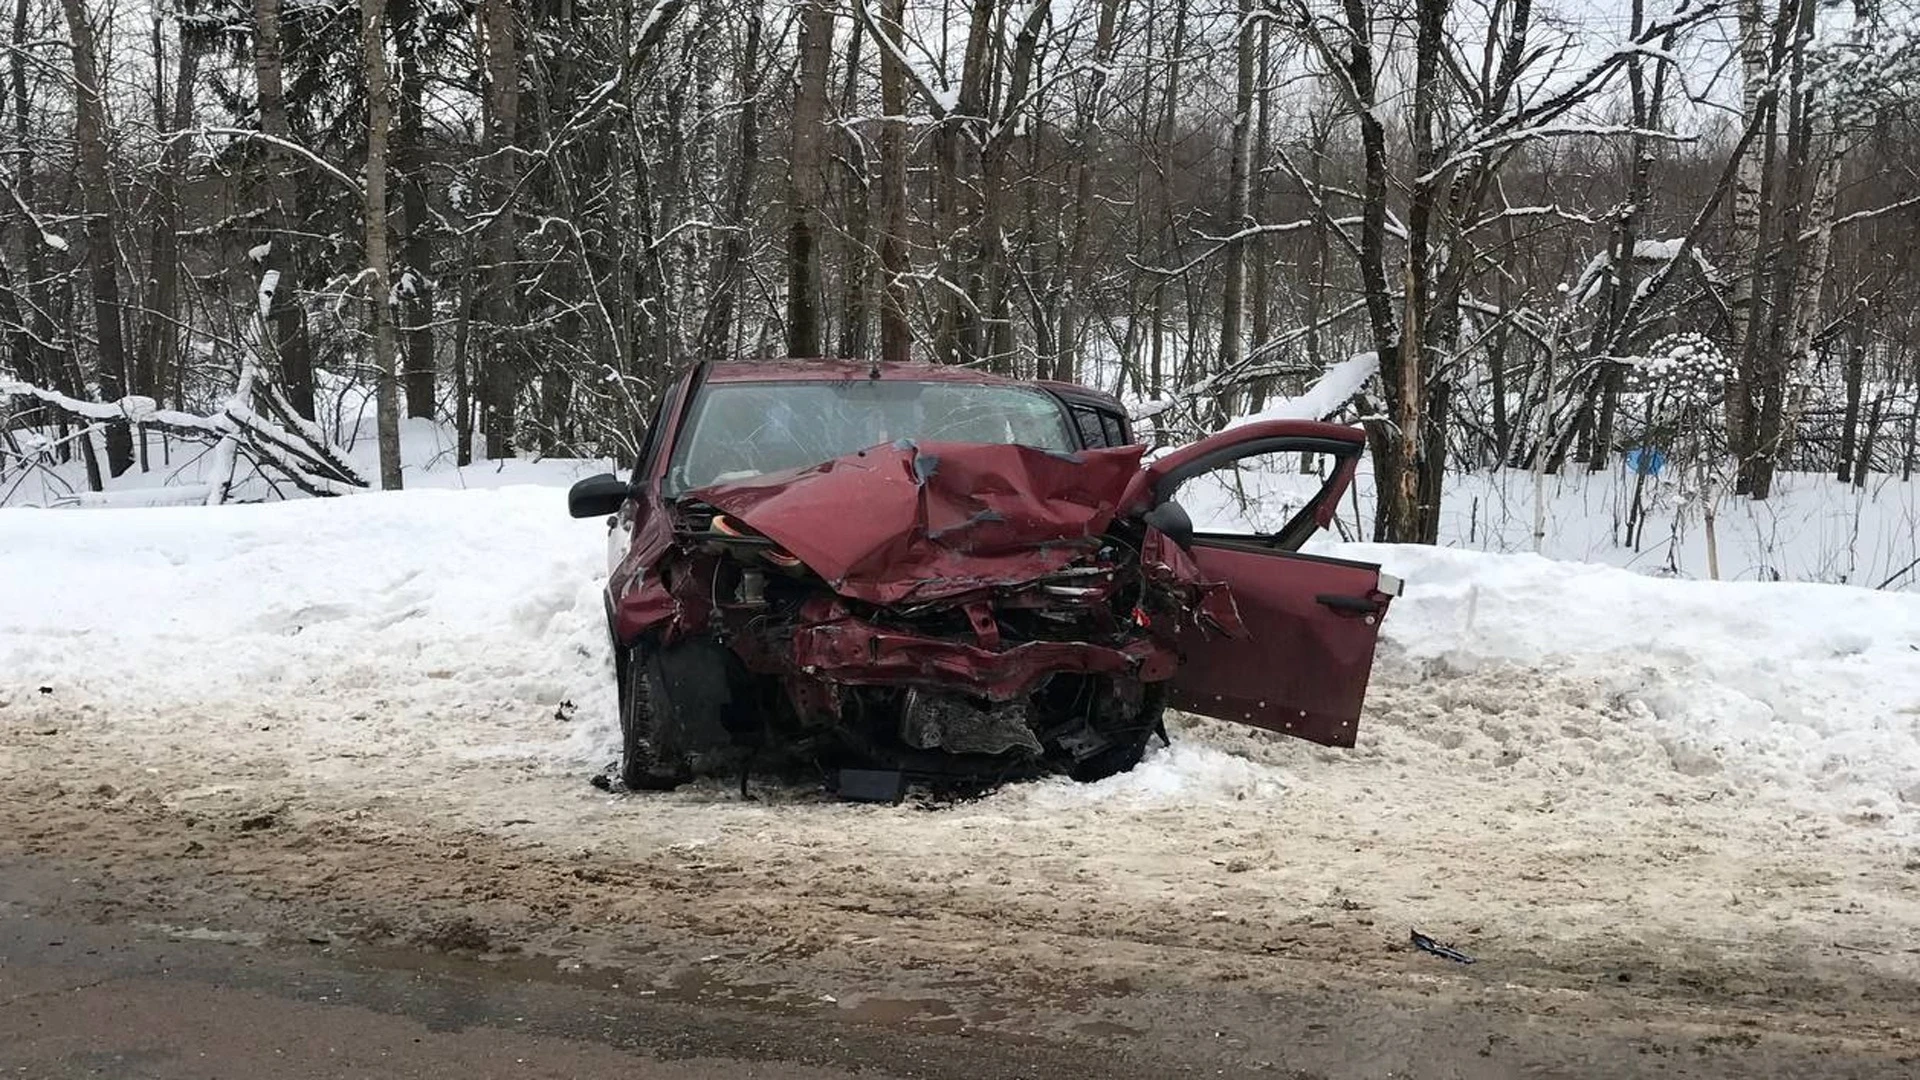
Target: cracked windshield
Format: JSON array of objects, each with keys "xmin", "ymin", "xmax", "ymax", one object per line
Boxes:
[{"xmin": 668, "ymin": 380, "xmax": 1077, "ymax": 492}]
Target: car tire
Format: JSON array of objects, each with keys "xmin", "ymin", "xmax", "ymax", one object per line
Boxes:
[
  {"xmin": 618, "ymin": 644, "xmax": 690, "ymax": 792},
  {"xmin": 1064, "ymin": 688, "xmax": 1164, "ymax": 783}
]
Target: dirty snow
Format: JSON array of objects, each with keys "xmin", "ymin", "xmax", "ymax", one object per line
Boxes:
[{"xmin": 3, "ymin": 479, "xmax": 1919, "ymax": 994}]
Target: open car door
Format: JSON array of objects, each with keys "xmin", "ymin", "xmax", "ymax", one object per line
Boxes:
[{"xmin": 1125, "ymin": 420, "xmax": 1401, "ymax": 748}]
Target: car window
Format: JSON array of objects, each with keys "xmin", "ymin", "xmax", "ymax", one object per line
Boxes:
[
  {"xmin": 630, "ymin": 380, "xmax": 681, "ymax": 487},
  {"xmin": 1174, "ymin": 451, "xmax": 1333, "ymax": 536},
  {"xmin": 666, "ymin": 380, "xmax": 1076, "ymax": 493},
  {"xmin": 1071, "ymin": 406, "xmax": 1107, "ymax": 448},
  {"xmin": 1068, "ymin": 404, "xmax": 1132, "ymax": 448}
]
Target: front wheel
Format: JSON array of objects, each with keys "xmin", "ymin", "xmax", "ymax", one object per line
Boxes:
[
  {"xmin": 618, "ymin": 644, "xmax": 690, "ymax": 791},
  {"xmin": 1041, "ymin": 680, "xmax": 1165, "ymax": 783}
]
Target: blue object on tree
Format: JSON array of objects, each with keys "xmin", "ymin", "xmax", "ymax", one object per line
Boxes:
[{"xmin": 1626, "ymin": 447, "xmax": 1666, "ymax": 476}]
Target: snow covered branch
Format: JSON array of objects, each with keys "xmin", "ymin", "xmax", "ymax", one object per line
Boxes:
[{"xmin": 1, "ymin": 378, "xmax": 367, "ymax": 504}]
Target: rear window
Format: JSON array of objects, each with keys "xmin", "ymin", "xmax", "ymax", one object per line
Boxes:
[
  {"xmin": 667, "ymin": 379, "xmax": 1077, "ymax": 493},
  {"xmin": 1070, "ymin": 404, "xmax": 1132, "ymax": 448}
]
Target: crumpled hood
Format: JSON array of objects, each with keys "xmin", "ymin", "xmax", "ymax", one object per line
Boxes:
[{"xmin": 687, "ymin": 439, "xmax": 1147, "ymax": 606}]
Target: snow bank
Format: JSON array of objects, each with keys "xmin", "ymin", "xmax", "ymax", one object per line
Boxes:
[
  {"xmin": 0, "ymin": 487, "xmax": 623, "ymax": 779},
  {"xmin": 1355, "ymin": 543, "xmax": 1920, "ymax": 828},
  {"xmin": 3, "ymin": 482, "xmax": 1916, "ymax": 838}
]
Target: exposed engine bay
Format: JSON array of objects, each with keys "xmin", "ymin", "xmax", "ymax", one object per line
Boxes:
[{"xmin": 604, "ymin": 439, "xmax": 1243, "ymax": 795}]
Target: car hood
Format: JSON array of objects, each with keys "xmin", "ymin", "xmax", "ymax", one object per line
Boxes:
[{"xmin": 686, "ymin": 439, "xmax": 1147, "ymax": 606}]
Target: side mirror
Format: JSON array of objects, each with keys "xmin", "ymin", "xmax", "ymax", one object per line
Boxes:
[
  {"xmin": 1142, "ymin": 498, "xmax": 1195, "ymax": 551},
  {"xmin": 568, "ymin": 473, "xmax": 633, "ymax": 519}
]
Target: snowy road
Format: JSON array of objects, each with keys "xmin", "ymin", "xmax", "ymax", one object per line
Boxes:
[{"xmin": 4, "ymin": 486, "xmax": 1920, "ymax": 1073}]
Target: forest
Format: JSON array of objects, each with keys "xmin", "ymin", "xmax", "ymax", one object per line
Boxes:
[{"xmin": 0, "ymin": 0, "xmax": 1917, "ymax": 545}]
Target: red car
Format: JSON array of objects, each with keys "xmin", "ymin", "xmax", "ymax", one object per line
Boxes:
[{"xmin": 568, "ymin": 360, "xmax": 1398, "ymax": 795}]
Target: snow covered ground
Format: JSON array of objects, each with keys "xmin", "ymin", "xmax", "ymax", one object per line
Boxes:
[{"xmin": 4, "ymin": 470, "xmax": 1919, "ymax": 1007}]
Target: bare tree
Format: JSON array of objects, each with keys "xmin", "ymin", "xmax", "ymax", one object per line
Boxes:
[
  {"xmin": 697, "ymin": 3, "xmax": 765, "ymax": 361},
  {"xmin": 480, "ymin": 0, "xmax": 522, "ymax": 457},
  {"xmin": 394, "ymin": 0, "xmax": 437, "ymax": 418},
  {"xmin": 59, "ymin": 0, "xmax": 131, "ymax": 476},
  {"xmin": 1215, "ymin": 0, "xmax": 1259, "ymax": 429},
  {"xmin": 7, "ymin": 0, "xmax": 1920, "ymax": 533},
  {"xmin": 253, "ymin": 0, "xmax": 316, "ymax": 420},
  {"xmin": 786, "ymin": 0, "xmax": 833, "ymax": 358},
  {"xmin": 874, "ymin": 0, "xmax": 910, "ymax": 363},
  {"xmin": 139, "ymin": 1, "xmax": 198, "ymax": 412},
  {"xmin": 363, "ymin": 0, "xmax": 402, "ymax": 489}
]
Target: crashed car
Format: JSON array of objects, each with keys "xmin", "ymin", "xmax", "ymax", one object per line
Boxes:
[{"xmin": 568, "ymin": 360, "xmax": 1399, "ymax": 794}]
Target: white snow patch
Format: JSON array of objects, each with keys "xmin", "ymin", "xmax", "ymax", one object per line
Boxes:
[
  {"xmin": 1352, "ymin": 543, "xmax": 1920, "ymax": 829},
  {"xmin": 1226, "ymin": 352, "xmax": 1379, "ymax": 429},
  {"xmin": 1022, "ymin": 738, "xmax": 1289, "ymax": 809}
]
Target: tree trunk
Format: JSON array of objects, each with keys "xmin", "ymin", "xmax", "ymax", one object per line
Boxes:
[
  {"xmin": 59, "ymin": 0, "xmax": 132, "ymax": 477},
  {"xmin": 1746, "ymin": 0, "xmax": 1825, "ymax": 501},
  {"xmin": 254, "ymin": 0, "xmax": 316, "ymax": 420},
  {"xmin": 876, "ymin": 0, "xmax": 910, "ymax": 363},
  {"xmin": 394, "ymin": 0, "xmax": 436, "ymax": 418},
  {"xmin": 452, "ymin": 237, "xmax": 477, "ymax": 466},
  {"xmin": 480, "ymin": 0, "xmax": 522, "ymax": 458},
  {"xmin": 1331, "ymin": 0, "xmax": 1403, "ymax": 538},
  {"xmin": 835, "ymin": 12, "xmax": 871, "ymax": 360},
  {"xmin": 1245, "ymin": 14, "xmax": 1275, "ymax": 413},
  {"xmin": 931, "ymin": 0, "xmax": 995, "ymax": 364},
  {"xmin": 1052, "ymin": 0, "xmax": 1122, "ymax": 385},
  {"xmin": 974, "ymin": 1, "xmax": 1047, "ymax": 375},
  {"xmin": 1724, "ymin": 0, "xmax": 1773, "ymax": 462},
  {"xmin": 1853, "ymin": 394, "xmax": 1882, "ymax": 488},
  {"xmin": 8, "ymin": 0, "xmax": 51, "ymax": 398},
  {"xmin": 1901, "ymin": 363, "xmax": 1917, "ymax": 482},
  {"xmin": 1214, "ymin": 0, "xmax": 1257, "ymax": 430},
  {"xmin": 1838, "ymin": 320, "xmax": 1864, "ymax": 483},
  {"xmin": 362, "ymin": 0, "xmax": 403, "ymax": 490},
  {"xmin": 786, "ymin": 0, "xmax": 832, "ymax": 358},
  {"xmin": 141, "ymin": 4, "xmax": 197, "ymax": 412},
  {"xmin": 696, "ymin": 5, "xmax": 762, "ymax": 361},
  {"xmin": 1358, "ymin": 0, "xmax": 1450, "ymax": 543}
]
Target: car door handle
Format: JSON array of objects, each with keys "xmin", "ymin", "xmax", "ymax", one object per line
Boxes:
[{"xmin": 1315, "ymin": 593, "xmax": 1381, "ymax": 615}]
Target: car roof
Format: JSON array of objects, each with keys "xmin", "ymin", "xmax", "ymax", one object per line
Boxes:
[
  {"xmin": 700, "ymin": 360, "xmax": 1124, "ymax": 412},
  {"xmin": 1035, "ymin": 379, "xmax": 1126, "ymax": 414}
]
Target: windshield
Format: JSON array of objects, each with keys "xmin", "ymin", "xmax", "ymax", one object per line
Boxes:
[{"xmin": 666, "ymin": 379, "xmax": 1077, "ymax": 493}]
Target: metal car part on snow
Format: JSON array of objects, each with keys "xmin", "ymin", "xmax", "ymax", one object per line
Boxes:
[{"xmin": 569, "ymin": 360, "xmax": 1398, "ymax": 796}]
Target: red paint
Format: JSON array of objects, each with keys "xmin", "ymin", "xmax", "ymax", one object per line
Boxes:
[
  {"xmin": 791, "ymin": 611, "xmax": 1177, "ymax": 702},
  {"xmin": 688, "ymin": 439, "xmax": 1145, "ymax": 606}
]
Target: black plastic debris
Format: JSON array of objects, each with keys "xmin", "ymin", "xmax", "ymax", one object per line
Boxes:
[
  {"xmin": 836, "ymin": 768, "xmax": 907, "ymax": 804},
  {"xmin": 1410, "ymin": 930, "xmax": 1476, "ymax": 964}
]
